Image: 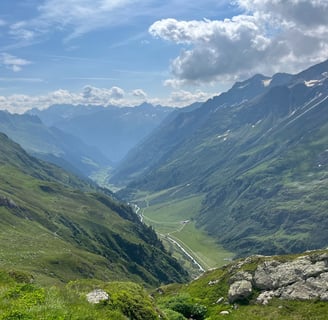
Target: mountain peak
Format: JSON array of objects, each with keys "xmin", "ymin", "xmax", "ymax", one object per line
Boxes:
[
  {"xmin": 232, "ymin": 74, "xmax": 269, "ymax": 90},
  {"xmin": 294, "ymin": 59, "xmax": 328, "ymax": 82},
  {"xmin": 136, "ymin": 102, "xmax": 155, "ymax": 109}
]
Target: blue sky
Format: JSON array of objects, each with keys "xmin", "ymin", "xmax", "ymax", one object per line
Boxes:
[{"xmin": 0, "ymin": 0, "xmax": 328, "ymax": 113}]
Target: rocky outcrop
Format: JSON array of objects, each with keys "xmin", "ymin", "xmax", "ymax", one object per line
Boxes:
[
  {"xmin": 228, "ymin": 280, "xmax": 252, "ymax": 303},
  {"xmin": 227, "ymin": 251, "xmax": 328, "ymax": 304}
]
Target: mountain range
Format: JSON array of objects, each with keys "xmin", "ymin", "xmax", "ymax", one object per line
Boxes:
[
  {"xmin": 1, "ymin": 59, "xmax": 328, "ymax": 319},
  {"xmin": 0, "ymin": 110, "xmax": 111, "ymax": 177},
  {"xmin": 1, "ymin": 59, "xmax": 328, "ymax": 277},
  {"xmin": 113, "ymin": 59, "xmax": 328, "ymax": 257},
  {"xmin": 28, "ymin": 102, "xmax": 174, "ymax": 163}
]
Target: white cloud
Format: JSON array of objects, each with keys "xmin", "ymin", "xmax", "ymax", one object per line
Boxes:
[
  {"xmin": 0, "ymin": 85, "xmax": 130, "ymax": 114},
  {"xmin": 149, "ymin": 0, "xmax": 328, "ymax": 85},
  {"xmin": 34, "ymin": 0, "xmax": 139, "ymax": 40},
  {"xmin": 0, "ymin": 19, "xmax": 6, "ymax": 27},
  {"xmin": 4, "ymin": 0, "xmax": 139, "ymax": 44},
  {"xmin": 169, "ymin": 89, "xmax": 214, "ymax": 105},
  {"xmin": 82, "ymin": 85, "xmax": 125, "ymax": 104},
  {"xmin": 0, "ymin": 53, "xmax": 31, "ymax": 72},
  {"xmin": 109, "ymin": 86, "xmax": 125, "ymax": 99},
  {"xmin": 9, "ymin": 21, "xmax": 36, "ymax": 41},
  {"xmin": 132, "ymin": 89, "xmax": 148, "ymax": 99},
  {"xmin": 6, "ymin": 0, "xmax": 228, "ymax": 44},
  {"xmin": 238, "ymin": 0, "xmax": 328, "ymax": 27},
  {"xmin": 0, "ymin": 85, "xmax": 213, "ymax": 114}
]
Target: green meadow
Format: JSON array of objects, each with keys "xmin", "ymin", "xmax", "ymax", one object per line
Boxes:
[{"xmin": 132, "ymin": 188, "xmax": 234, "ymax": 275}]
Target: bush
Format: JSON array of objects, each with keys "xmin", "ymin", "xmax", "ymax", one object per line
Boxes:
[{"xmin": 163, "ymin": 294, "xmax": 207, "ymax": 320}]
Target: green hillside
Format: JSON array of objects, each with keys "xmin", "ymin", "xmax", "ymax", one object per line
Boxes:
[
  {"xmin": 0, "ymin": 132, "xmax": 187, "ymax": 286},
  {"xmin": 115, "ymin": 60, "xmax": 328, "ymax": 258},
  {"xmin": 1, "ymin": 249, "xmax": 327, "ymax": 319}
]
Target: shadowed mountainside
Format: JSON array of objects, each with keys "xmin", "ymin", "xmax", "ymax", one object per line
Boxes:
[{"xmin": 0, "ymin": 132, "xmax": 188, "ymax": 286}]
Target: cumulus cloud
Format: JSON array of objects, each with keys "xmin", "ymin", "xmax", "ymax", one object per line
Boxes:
[
  {"xmin": 0, "ymin": 85, "xmax": 213, "ymax": 114},
  {"xmin": 81, "ymin": 85, "xmax": 125, "ymax": 104},
  {"xmin": 238, "ymin": 0, "xmax": 328, "ymax": 27},
  {"xmin": 149, "ymin": 0, "xmax": 328, "ymax": 85},
  {"xmin": 0, "ymin": 53, "xmax": 31, "ymax": 72},
  {"xmin": 169, "ymin": 89, "xmax": 214, "ymax": 105},
  {"xmin": 0, "ymin": 85, "xmax": 146, "ymax": 114},
  {"xmin": 132, "ymin": 89, "xmax": 148, "ymax": 99}
]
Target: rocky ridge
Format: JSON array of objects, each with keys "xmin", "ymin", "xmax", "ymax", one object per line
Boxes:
[{"xmin": 227, "ymin": 251, "xmax": 328, "ymax": 304}]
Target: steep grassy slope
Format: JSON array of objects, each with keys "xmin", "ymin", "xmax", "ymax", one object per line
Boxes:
[
  {"xmin": 115, "ymin": 60, "xmax": 328, "ymax": 257},
  {"xmin": 0, "ymin": 133, "xmax": 188, "ymax": 286}
]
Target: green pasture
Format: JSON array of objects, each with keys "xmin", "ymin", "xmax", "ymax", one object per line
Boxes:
[{"xmin": 133, "ymin": 189, "xmax": 234, "ymax": 273}]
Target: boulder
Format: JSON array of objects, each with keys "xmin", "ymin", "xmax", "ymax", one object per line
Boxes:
[{"xmin": 228, "ymin": 280, "xmax": 253, "ymax": 303}]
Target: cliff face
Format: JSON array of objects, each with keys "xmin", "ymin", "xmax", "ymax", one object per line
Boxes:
[{"xmin": 227, "ymin": 251, "xmax": 328, "ymax": 304}]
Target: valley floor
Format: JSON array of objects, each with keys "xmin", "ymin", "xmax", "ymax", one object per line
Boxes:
[{"xmin": 130, "ymin": 187, "xmax": 234, "ymax": 277}]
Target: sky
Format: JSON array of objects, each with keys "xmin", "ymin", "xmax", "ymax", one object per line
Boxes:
[{"xmin": 0, "ymin": 0, "xmax": 328, "ymax": 113}]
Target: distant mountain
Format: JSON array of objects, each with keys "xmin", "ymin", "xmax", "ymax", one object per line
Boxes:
[
  {"xmin": 28, "ymin": 102, "xmax": 175, "ymax": 163},
  {"xmin": 0, "ymin": 132, "xmax": 188, "ymax": 285},
  {"xmin": 27, "ymin": 104, "xmax": 105, "ymax": 126},
  {"xmin": 114, "ymin": 59, "xmax": 328, "ymax": 257},
  {"xmin": 0, "ymin": 111, "xmax": 111, "ymax": 176},
  {"xmin": 110, "ymin": 102, "xmax": 206, "ymax": 185}
]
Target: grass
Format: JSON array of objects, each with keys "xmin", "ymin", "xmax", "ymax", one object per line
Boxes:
[
  {"xmin": 0, "ymin": 270, "xmax": 159, "ymax": 320},
  {"xmin": 2, "ymin": 250, "xmax": 328, "ymax": 320},
  {"xmin": 170, "ymin": 222, "xmax": 234, "ymax": 269}
]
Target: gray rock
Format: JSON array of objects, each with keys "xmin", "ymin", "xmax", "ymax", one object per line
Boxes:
[
  {"xmin": 256, "ymin": 290, "xmax": 275, "ymax": 305},
  {"xmin": 228, "ymin": 280, "xmax": 253, "ymax": 303},
  {"xmin": 229, "ymin": 271, "xmax": 253, "ymax": 284},
  {"xmin": 86, "ymin": 289, "xmax": 109, "ymax": 304},
  {"xmin": 227, "ymin": 251, "xmax": 328, "ymax": 304},
  {"xmin": 253, "ymin": 256, "xmax": 328, "ymax": 290},
  {"xmin": 280, "ymin": 280, "xmax": 319, "ymax": 300},
  {"xmin": 256, "ymin": 271, "xmax": 328, "ymax": 304}
]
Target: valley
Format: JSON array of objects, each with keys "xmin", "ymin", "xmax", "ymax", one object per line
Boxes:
[
  {"xmin": 114, "ymin": 59, "xmax": 328, "ymax": 259},
  {"xmin": 1, "ymin": 59, "xmax": 328, "ymax": 319},
  {"xmin": 2, "ymin": 1, "xmax": 328, "ymax": 318},
  {"xmin": 127, "ymin": 187, "xmax": 235, "ymax": 277}
]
